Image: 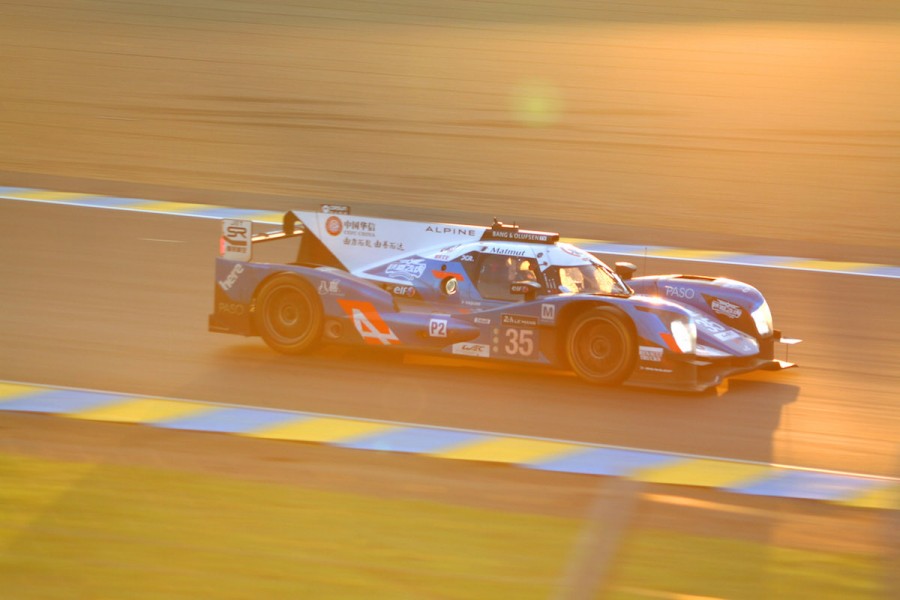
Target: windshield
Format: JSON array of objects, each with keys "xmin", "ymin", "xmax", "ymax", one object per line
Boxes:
[{"xmin": 545, "ymin": 264, "xmax": 629, "ymax": 296}]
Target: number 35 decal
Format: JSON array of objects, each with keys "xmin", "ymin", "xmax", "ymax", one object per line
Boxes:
[{"xmin": 504, "ymin": 328, "xmax": 535, "ymax": 357}]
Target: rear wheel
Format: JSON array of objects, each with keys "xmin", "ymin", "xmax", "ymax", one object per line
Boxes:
[
  {"xmin": 566, "ymin": 307, "xmax": 636, "ymax": 385},
  {"xmin": 254, "ymin": 275, "xmax": 323, "ymax": 354}
]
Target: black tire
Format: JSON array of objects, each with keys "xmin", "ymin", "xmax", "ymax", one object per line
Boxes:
[
  {"xmin": 253, "ymin": 275, "xmax": 323, "ymax": 354},
  {"xmin": 565, "ymin": 307, "xmax": 636, "ymax": 385}
]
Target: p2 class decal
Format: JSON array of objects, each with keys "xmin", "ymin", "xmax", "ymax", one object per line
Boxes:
[
  {"xmin": 337, "ymin": 300, "xmax": 401, "ymax": 346},
  {"xmin": 428, "ymin": 318, "xmax": 448, "ymax": 338},
  {"xmin": 221, "ymin": 219, "xmax": 251, "ymax": 261}
]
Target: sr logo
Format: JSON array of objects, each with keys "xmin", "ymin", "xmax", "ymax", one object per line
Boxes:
[
  {"xmin": 221, "ymin": 219, "xmax": 252, "ymax": 260},
  {"xmin": 224, "ymin": 224, "xmax": 248, "ymax": 246}
]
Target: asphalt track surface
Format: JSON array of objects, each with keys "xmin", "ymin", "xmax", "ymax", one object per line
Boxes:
[
  {"xmin": 1, "ymin": 0, "xmax": 898, "ymax": 485},
  {"xmin": 2, "ymin": 198, "xmax": 897, "ymax": 480}
]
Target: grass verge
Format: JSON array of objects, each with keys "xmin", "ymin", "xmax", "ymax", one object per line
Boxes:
[{"xmin": 0, "ymin": 452, "xmax": 885, "ymax": 599}]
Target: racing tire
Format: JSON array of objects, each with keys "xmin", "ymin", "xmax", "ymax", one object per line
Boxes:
[
  {"xmin": 253, "ymin": 275, "xmax": 323, "ymax": 354},
  {"xmin": 565, "ymin": 307, "xmax": 636, "ymax": 385}
]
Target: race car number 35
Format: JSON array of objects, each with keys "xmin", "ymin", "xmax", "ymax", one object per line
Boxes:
[{"xmin": 500, "ymin": 328, "xmax": 535, "ymax": 358}]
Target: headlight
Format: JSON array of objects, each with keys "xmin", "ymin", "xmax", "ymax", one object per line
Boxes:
[
  {"xmin": 670, "ymin": 319, "xmax": 697, "ymax": 354},
  {"xmin": 751, "ymin": 301, "xmax": 773, "ymax": 337}
]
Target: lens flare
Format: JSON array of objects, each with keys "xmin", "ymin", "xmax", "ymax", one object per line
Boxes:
[{"xmin": 510, "ymin": 80, "xmax": 563, "ymax": 126}]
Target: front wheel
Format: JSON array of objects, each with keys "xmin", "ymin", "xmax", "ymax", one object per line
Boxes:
[
  {"xmin": 253, "ymin": 275, "xmax": 323, "ymax": 354},
  {"xmin": 566, "ymin": 307, "xmax": 636, "ymax": 385}
]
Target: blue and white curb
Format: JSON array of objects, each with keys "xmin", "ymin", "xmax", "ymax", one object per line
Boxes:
[
  {"xmin": 3, "ymin": 186, "xmax": 898, "ymax": 279},
  {"xmin": 1, "ymin": 380, "xmax": 895, "ymax": 509},
  {"xmin": 0, "ymin": 186, "xmax": 284, "ymax": 223},
  {"xmin": 574, "ymin": 240, "xmax": 900, "ymax": 279}
]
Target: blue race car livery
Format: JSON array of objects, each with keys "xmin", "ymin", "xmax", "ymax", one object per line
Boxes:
[{"xmin": 209, "ymin": 207, "xmax": 799, "ymax": 391}]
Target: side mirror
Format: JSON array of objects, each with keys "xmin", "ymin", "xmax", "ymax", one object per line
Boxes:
[
  {"xmin": 510, "ymin": 280, "xmax": 541, "ymax": 301},
  {"xmin": 615, "ymin": 261, "xmax": 637, "ymax": 281}
]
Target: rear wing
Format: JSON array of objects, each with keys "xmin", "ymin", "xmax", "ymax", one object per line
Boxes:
[
  {"xmin": 218, "ymin": 211, "xmax": 343, "ymax": 269},
  {"xmin": 219, "ymin": 205, "xmax": 497, "ymax": 274}
]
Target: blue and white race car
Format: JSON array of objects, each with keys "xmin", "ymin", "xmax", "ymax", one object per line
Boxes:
[{"xmin": 209, "ymin": 207, "xmax": 799, "ymax": 391}]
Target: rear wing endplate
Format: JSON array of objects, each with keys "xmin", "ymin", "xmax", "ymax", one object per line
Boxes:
[
  {"xmin": 219, "ymin": 215, "xmax": 305, "ymax": 262},
  {"xmin": 218, "ymin": 205, "xmax": 345, "ymax": 265}
]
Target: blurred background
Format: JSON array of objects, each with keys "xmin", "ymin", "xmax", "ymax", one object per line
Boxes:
[{"xmin": 2, "ymin": 0, "xmax": 898, "ymax": 259}]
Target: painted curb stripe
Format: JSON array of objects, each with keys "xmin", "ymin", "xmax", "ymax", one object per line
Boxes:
[
  {"xmin": 156, "ymin": 407, "xmax": 302, "ymax": 433},
  {"xmin": 531, "ymin": 447, "xmax": 682, "ymax": 476},
  {"xmin": 575, "ymin": 241, "xmax": 900, "ymax": 279},
  {"xmin": 0, "ymin": 187, "xmax": 282, "ymax": 223},
  {"xmin": 836, "ymin": 483, "xmax": 898, "ymax": 510},
  {"xmin": 0, "ymin": 382, "xmax": 45, "ymax": 400},
  {"xmin": 3, "ymin": 186, "xmax": 898, "ymax": 279},
  {"xmin": 431, "ymin": 437, "xmax": 583, "ymax": 464},
  {"xmin": 633, "ymin": 459, "xmax": 773, "ymax": 488},
  {"xmin": 647, "ymin": 248, "xmax": 742, "ymax": 260},
  {"xmin": 0, "ymin": 381, "xmax": 896, "ymax": 509},
  {"xmin": 726, "ymin": 470, "xmax": 887, "ymax": 501},
  {"xmin": 67, "ymin": 398, "xmax": 215, "ymax": 424},
  {"xmin": 244, "ymin": 416, "xmax": 395, "ymax": 443},
  {"xmin": 0, "ymin": 390, "xmax": 127, "ymax": 414},
  {"xmin": 5, "ymin": 190, "xmax": 96, "ymax": 201},
  {"xmin": 335, "ymin": 427, "xmax": 484, "ymax": 453},
  {"xmin": 130, "ymin": 201, "xmax": 222, "ymax": 214}
]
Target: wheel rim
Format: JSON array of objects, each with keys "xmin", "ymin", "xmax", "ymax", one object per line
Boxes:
[
  {"xmin": 571, "ymin": 318, "xmax": 627, "ymax": 379},
  {"xmin": 265, "ymin": 285, "xmax": 314, "ymax": 344}
]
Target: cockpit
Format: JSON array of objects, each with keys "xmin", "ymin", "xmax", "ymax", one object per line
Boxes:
[
  {"xmin": 475, "ymin": 255, "xmax": 541, "ymax": 301},
  {"xmin": 461, "ymin": 242, "xmax": 629, "ymax": 300},
  {"xmin": 544, "ymin": 263, "xmax": 627, "ymax": 295}
]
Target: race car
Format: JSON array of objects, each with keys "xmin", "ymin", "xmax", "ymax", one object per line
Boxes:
[{"xmin": 209, "ymin": 206, "xmax": 799, "ymax": 391}]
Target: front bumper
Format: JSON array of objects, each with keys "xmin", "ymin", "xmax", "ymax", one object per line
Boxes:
[{"xmin": 627, "ymin": 332, "xmax": 800, "ymax": 392}]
